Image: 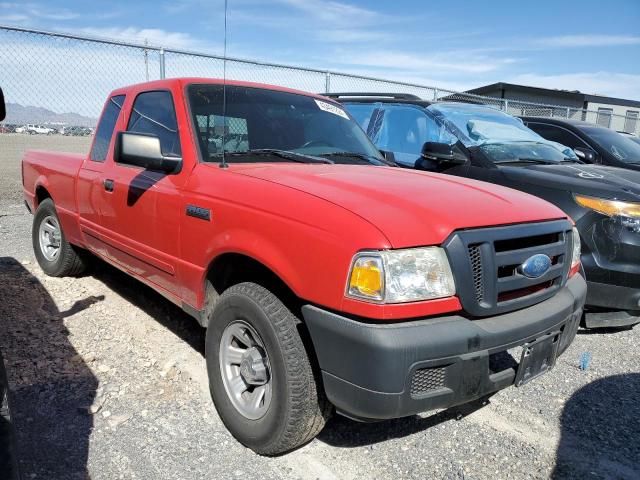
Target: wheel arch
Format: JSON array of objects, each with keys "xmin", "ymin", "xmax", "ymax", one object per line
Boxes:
[
  {"xmin": 203, "ymin": 251, "xmax": 303, "ymax": 323},
  {"xmin": 34, "ymin": 184, "xmax": 53, "ymax": 207}
]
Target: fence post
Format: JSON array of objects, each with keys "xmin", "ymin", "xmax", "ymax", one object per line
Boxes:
[
  {"xmin": 504, "ymin": 99, "xmax": 509, "ymax": 112},
  {"xmin": 325, "ymin": 71, "xmax": 331, "ymax": 93},
  {"xmin": 566, "ymin": 107, "xmax": 570, "ymax": 118},
  {"xmin": 159, "ymin": 48, "xmax": 166, "ymax": 79},
  {"xmin": 433, "ymin": 88, "xmax": 439, "ymax": 101}
]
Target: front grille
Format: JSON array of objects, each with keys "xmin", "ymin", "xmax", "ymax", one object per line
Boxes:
[
  {"xmin": 411, "ymin": 367, "xmax": 446, "ymax": 395},
  {"xmin": 445, "ymin": 220, "xmax": 573, "ymax": 317},
  {"xmin": 469, "ymin": 245, "xmax": 484, "ymax": 302}
]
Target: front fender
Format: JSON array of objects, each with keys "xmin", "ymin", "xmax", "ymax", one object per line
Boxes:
[{"xmin": 203, "ymin": 226, "xmax": 305, "ymax": 297}]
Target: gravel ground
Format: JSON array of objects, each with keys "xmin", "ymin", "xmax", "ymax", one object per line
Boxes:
[{"xmin": 0, "ymin": 135, "xmax": 638, "ymax": 479}]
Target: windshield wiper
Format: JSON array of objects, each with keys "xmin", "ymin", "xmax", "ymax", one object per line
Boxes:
[
  {"xmin": 494, "ymin": 158, "xmax": 557, "ymax": 165},
  {"xmin": 219, "ymin": 149, "xmax": 334, "ymax": 164},
  {"xmin": 319, "ymin": 151, "xmax": 395, "ymax": 166}
]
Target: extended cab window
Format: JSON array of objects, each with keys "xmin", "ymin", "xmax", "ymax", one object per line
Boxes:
[
  {"xmin": 195, "ymin": 114, "xmax": 249, "ymax": 156},
  {"xmin": 90, "ymin": 95, "xmax": 125, "ymax": 162},
  {"xmin": 127, "ymin": 91, "xmax": 181, "ymax": 156}
]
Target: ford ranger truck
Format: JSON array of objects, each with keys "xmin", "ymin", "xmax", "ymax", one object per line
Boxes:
[
  {"xmin": 22, "ymin": 79, "xmax": 586, "ymax": 455},
  {"xmin": 334, "ymin": 93, "xmax": 638, "ymax": 329}
]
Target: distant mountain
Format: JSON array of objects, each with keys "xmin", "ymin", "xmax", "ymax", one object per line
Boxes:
[{"xmin": 3, "ymin": 103, "xmax": 97, "ymax": 127}]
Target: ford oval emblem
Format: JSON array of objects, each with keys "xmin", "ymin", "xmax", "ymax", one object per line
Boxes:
[{"xmin": 519, "ymin": 254, "xmax": 552, "ymax": 278}]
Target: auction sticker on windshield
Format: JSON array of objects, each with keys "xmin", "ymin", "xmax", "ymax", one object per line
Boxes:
[{"xmin": 315, "ymin": 99, "xmax": 349, "ymax": 119}]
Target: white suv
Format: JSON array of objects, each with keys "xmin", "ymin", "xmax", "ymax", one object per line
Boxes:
[{"xmin": 22, "ymin": 124, "xmax": 55, "ymax": 135}]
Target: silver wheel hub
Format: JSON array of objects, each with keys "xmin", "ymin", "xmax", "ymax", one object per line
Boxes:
[
  {"xmin": 219, "ymin": 321, "xmax": 272, "ymax": 420},
  {"xmin": 38, "ymin": 215, "xmax": 61, "ymax": 262},
  {"xmin": 239, "ymin": 347, "xmax": 269, "ymax": 386}
]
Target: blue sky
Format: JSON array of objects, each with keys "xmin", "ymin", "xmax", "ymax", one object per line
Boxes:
[{"xmin": 1, "ymin": 0, "xmax": 640, "ymax": 99}]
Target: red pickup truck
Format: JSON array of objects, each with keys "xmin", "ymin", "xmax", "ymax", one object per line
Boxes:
[{"xmin": 22, "ymin": 78, "xmax": 586, "ymax": 455}]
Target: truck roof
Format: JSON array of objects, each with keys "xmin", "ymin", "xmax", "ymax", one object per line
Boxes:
[{"xmin": 109, "ymin": 77, "xmax": 336, "ymax": 103}]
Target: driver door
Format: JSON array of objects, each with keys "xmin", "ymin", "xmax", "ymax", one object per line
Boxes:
[{"xmin": 100, "ymin": 90, "xmax": 186, "ymax": 299}]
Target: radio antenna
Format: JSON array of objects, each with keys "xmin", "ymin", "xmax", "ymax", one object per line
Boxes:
[{"xmin": 219, "ymin": 0, "xmax": 229, "ymax": 169}]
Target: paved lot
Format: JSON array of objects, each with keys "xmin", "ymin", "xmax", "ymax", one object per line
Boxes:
[{"xmin": 0, "ymin": 135, "xmax": 638, "ymax": 479}]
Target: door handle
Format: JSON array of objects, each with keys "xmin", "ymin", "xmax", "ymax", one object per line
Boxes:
[{"xmin": 103, "ymin": 179, "xmax": 114, "ymax": 192}]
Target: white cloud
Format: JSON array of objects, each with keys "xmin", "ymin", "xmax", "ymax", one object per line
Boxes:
[
  {"xmin": 535, "ymin": 34, "xmax": 640, "ymax": 48},
  {"xmin": 319, "ymin": 29, "xmax": 392, "ymax": 43},
  {"xmin": 277, "ymin": 0, "xmax": 381, "ymax": 25},
  {"xmin": 77, "ymin": 26, "xmax": 218, "ymax": 52},
  {"xmin": 333, "ymin": 50, "xmax": 519, "ymax": 74},
  {"xmin": 0, "ymin": 13, "xmax": 29, "ymax": 23},
  {"xmin": 258, "ymin": 0, "xmax": 417, "ymax": 45},
  {"xmin": 508, "ymin": 72, "xmax": 640, "ymax": 101},
  {"xmin": 0, "ymin": 2, "xmax": 79, "ymax": 22}
]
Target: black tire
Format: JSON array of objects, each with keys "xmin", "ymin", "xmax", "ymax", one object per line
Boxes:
[
  {"xmin": 205, "ymin": 282, "xmax": 331, "ymax": 455},
  {"xmin": 32, "ymin": 198, "xmax": 86, "ymax": 277}
]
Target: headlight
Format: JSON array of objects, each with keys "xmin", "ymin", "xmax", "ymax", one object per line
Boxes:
[
  {"xmin": 347, "ymin": 247, "xmax": 456, "ymax": 303},
  {"xmin": 574, "ymin": 194, "xmax": 640, "ymax": 218},
  {"xmin": 571, "ymin": 227, "xmax": 581, "ymax": 269}
]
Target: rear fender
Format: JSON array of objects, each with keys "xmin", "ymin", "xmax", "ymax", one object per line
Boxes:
[{"xmin": 33, "ymin": 177, "xmax": 83, "ymax": 248}]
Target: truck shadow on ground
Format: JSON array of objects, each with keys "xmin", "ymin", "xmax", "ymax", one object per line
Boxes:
[
  {"xmin": 88, "ymin": 259, "xmax": 205, "ymax": 355},
  {"xmin": 552, "ymin": 373, "xmax": 640, "ymax": 479},
  {"xmin": 317, "ymin": 398, "xmax": 489, "ymax": 448},
  {"xmin": 0, "ymin": 257, "xmax": 101, "ymax": 480},
  {"xmin": 318, "ymin": 409, "xmax": 456, "ymax": 448}
]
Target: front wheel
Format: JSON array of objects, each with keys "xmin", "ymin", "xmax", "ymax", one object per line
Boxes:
[
  {"xmin": 205, "ymin": 282, "xmax": 331, "ymax": 455},
  {"xmin": 32, "ymin": 198, "xmax": 86, "ymax": 277}
]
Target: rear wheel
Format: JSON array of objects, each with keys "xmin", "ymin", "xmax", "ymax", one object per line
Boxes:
[
  {"xmin": 32, "ymin": 198, "xmax": 86, "ymax": 277},
  {"xmin": 205, "ymin": 282, "xmax": 331, "ymax": 455}
]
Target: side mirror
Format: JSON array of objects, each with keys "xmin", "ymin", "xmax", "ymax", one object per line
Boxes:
[
  {"xmin": 573, "ymin": 147, "xmax": 597, "ymax": 163},
  {"xmin": 115, "ymin": 132, "xmax": 181, "ymax": 174},
  {"xmin": 0, "ymin": 87, "xmax": 5, "ymax": 121},
  {"xmin": 421, "ymin": 142, "xmax": 467, "ymax": 164}
]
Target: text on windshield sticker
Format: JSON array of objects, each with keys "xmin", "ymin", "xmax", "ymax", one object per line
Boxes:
[{"xmin": 314, "ymin": 99, "xmax": 349, "ymax": 120}]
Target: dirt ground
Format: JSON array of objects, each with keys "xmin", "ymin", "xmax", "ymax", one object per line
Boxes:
[{"xmin": 0, "ymin": 134, "xmax": 638, "ymax": 479}]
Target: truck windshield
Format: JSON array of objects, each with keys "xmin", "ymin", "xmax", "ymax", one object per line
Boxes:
[
  {"xmin": 187, "ymin": 84, "xmax": 387, "ymax": 165},
  {"xmin": 426, "ymin": 103, "xmax": 578, "ymax": 164}
]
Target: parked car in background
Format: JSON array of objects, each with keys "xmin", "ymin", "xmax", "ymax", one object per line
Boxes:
[
  {"xmin": 18, "ymin": 124, "xmax": 55, "ymax": 135},
  {"xmin": 22, "ymin": 78, "xmax": 586, "ymax": 455},
  {"xmin": 522, "ymin": 117, "xmax": 640, "ymax": 170},
  {"xmin": 62, "ymin": 126, "xmax": 92, "ymax": 136},
  {"xmin": 333, "ymin": 93, "xmax": 640, "ymax": 329}
]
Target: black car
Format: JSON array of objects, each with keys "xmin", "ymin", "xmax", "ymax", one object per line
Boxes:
[
  {"xmin": 522, "ymin": 117, "xmax": 640, "ymax": 170},
  {"xmin": 619, "ymin": 131, "xmax": 640, "ymax": 146},
  {"xmin": 330, "ymin": 93, "xmax": 640, "ymax": 329}
]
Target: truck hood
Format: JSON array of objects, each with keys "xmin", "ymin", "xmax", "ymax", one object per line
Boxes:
[
  {"xmin": 500, "ymin": 164, "xmax": 640, "ymax": 202},
  {"xmin": 232, "ymin": 164, "xmax": 566, "ymax": 248}
]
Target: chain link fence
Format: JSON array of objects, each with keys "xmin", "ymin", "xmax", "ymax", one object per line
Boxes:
[{"xmin": 1, "ymin": 23, "xmax": 638, "ymax": 179}]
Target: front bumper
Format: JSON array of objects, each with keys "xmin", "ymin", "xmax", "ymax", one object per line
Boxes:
[
  {"xmin": 579, "ymin": 214, "xmax": 640, "ymax": 325},
  {"xmin": 584, "ymin": 281, "xmax": 640, "ymax": 328},
  {"xmin": 302, "ymin": 274, "xmax": 586, "ymax": 421}
]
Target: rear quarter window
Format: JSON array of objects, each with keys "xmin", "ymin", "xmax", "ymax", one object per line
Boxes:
[{"xmin": 90, "ymin": 95, "xmax": 125, "ymax": 162}]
